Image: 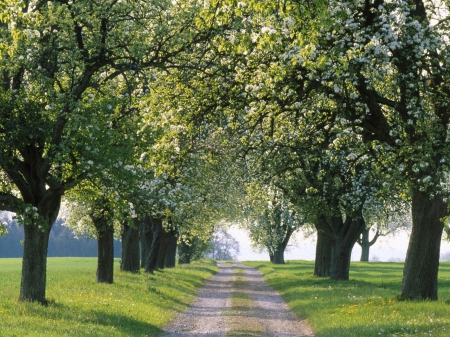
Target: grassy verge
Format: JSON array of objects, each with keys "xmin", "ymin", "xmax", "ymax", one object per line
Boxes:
[
  {"xmin": 0, "ymin": 257, "xmax": 217, "ymax": 336},
  {"xmin": 244, "ymin": 260, "xmax": 450, "ymax": 337}
]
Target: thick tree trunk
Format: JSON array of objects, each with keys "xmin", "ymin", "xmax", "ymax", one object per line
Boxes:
[
  {"xmin": 178, "ymin": 240, "xmax": 192, "ymax": 264},
  {"xmin": 271, "ymin": 227, "xmax": 294, "ymax": 264},
  {"xmin": 401, "ymin": 189, "xmax": 446, "ymax": 300},
  {"xmin": 165, "ymin": 230, "xmax": 178, "ymax": 268},
  {"xmin": 157, "ymin": 229, "xmax": 171, "ymax": 269},
  {"xmin": 329, "ymin": 213, "xmax": 364, "ymax": 280},
  {"xmin": 95, "ymin": 221, "xmax": 114, "ymax": 283},
  {"xmin": 20, "ymin": 224, "xmax": 51, "ymax": 304},
  {"xmin": 120, "ymin": 220, "xmax": 140, "ymax": 273},
  {"xmin": 313, "ymin": 230, "xmax": 332, "ymax": 277},
  {"xmin": 145, "ymin": 217, "xmax": 163, "ymax": 274},
  {"xmin": 19, "ymin": 196, "xmax": 60, "ymax": 304},
  {"xmin": 139, "ymin": 217, "xmax": 153, "ymax": 268},
  {"xmin": 329, "ymin": 239, "xmax": 354, "ymax": 280}
]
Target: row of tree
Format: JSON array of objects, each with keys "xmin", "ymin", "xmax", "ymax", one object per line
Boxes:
[{"xmin": 1, "ymin": 0, "xmax": 450, "ymax": 305}]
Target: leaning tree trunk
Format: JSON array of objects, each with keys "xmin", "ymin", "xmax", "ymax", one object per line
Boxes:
[
  {"xmin": 313, "ymin": 230, "xmax": 332, "ymax": 277},
  {"xmin": 94, "ymin": 218, "xmax": 115, "ymax": 283},
  {"xmin": 120, "ymin": 220, "xmax": 140, "ymax": 273},
  {"xmin": 165, "ymin": 230, "xmax": 178, "ymax": 268},
  {"xmin": 157, "ymin": 229, "xmax": 171, "ymax": 269},
  {"xmin": 20, "ymin": 224, "xmax": 52, "ymax": 304},
  {"xmin": 145, "ymin": 217, "xmax": 163, "ymax": 274},
  {"xmin": 401, "ymin": 189, "xmax": 446, "ymax": 300},
  {"xmin": 139, "ymin": 217, "xmax": 153, "ymax": 268}
]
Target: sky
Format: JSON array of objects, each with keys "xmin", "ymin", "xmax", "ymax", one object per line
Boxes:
[{"xmin": 228, "ymin": 225, "xmax": 450, "ymax": 262}]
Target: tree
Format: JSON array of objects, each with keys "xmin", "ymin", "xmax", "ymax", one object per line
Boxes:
[
  {"xmin": 307, "ymin": 0, "xmax": 450, "ymax": 299},
  {"xmin": 0, "ymin": 0, "xmax": 226, "ymax": 303},
  {"xmin": 243, "ymin": 185, "xmax": 304, "ymax": 264},
  {"xmin": 205, "ymin": 226, "xmax": 240, "ymax": 261}
]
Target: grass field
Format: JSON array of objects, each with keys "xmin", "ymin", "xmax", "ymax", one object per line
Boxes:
[
  {"xmin": 0, "ymin": 258, "xmax": 217, "ymax": 336},
  {"xmin": 244, "ymin": 260, "xmax": 450, "ymax": 337}
]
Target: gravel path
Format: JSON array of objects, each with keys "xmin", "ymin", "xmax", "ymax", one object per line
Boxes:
[{"xmin": 162, "ymin": 262, "xmax": 314, "ymax": 337}]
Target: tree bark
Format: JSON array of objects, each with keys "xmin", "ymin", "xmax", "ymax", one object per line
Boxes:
[
  {"xmin": 401, "ymin": 189, "xmax": 446, "ymax": 300},
  {"xmin": 19, "ymin": 195, "xmax": 60, "ymax": 304},
  {"xmin": 157, "ymin": 229, "xmax": 171, "ymax": 269},
  {"xmin": 19, "ymin": 225, "xmax": 51, "ymax": 304},
  {"xmin": 313, "ymin": 229, "xmax": 332, "ymax": 277},
  {"xmin": 358, "ymin": 227, "xmax": 371, "ymax": 262},
  {"xmin": 139, "ymin": 217, "xmax": 153, "ymax": 268},
  {"xmin": 271, "ymin": 226, "xmax": 294, "ymax": 264},
  {"xmin": 165, "ymin": 230, "xmax": 178, "ymax": 268},
  {"xmin": 145, "ymin": 217, "xmax": 163, "ymax": 274},
  {"xmin": 120, "ymin": 220, "xmax": 140, "ymax": 273},
  {"xmin": 357, "ymin": 227, "xmax": 381, "ymax": 262},
  {"xmin": 94, "ymin": 217, "xmax": 114, "ymax": 283},
  {"xmin": 329, "ymin": 214, "xmax": 364, "ymax": 280}
]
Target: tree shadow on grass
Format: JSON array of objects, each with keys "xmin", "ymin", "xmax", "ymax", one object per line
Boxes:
[{"xmin": 41, "ymin": 302, "xmax": 164, "ymax": 336}]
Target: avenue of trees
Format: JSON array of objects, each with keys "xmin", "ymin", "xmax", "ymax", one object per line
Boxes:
[{"xmin": 1, "ymin": 0, "xmax": 450, "ymax": 304}]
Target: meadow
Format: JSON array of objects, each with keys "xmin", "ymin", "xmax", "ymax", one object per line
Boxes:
[
  {"xmin": 0, "ymin": 258, "xmax": 217, "ymax": 336},
  {"xmin": 244, "ymin": 260, "xmax": 450, "ymax": 337}
]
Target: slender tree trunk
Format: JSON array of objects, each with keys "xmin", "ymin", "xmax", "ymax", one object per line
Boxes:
[
  {"xmin": 359, "ymin": 227, "xmax": 371, "ymax": 262},
  {"xmin": 401, "ymin": 189, "xmax": 446, "ymax": 300},
  {"xmin": 20, "ymin": 224, "xmax": 51, "ymax": 304},
  {"xmin": 178, "ymin": 239, "xmax": 191, "ymax": 264},
  {"xmin": 313, "ymin": 230, "xmax": 332, "ymax": 277},
  {"xmin": 157, "ymin": 229, "xmax": 171, "ymax": 269},
  {"xmin": 145, "ymin": 217, "xmax": 163, "ymax": 274},
  {"xmin": 165, "ymin": 230, "xmax": 178, "ymax": 268},
  {"xmin": 94, "ymin": 219, "xmax": 114, "ymax": 283},
  {"xmin": 120, "ymin": 220, "xmax": 140, "ymax": 273},
  {"xmin": 139, "ymin": 217, "xmax": 153, "ymax": 268}
]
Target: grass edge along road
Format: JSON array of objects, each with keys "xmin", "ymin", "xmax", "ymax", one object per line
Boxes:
[
  {"xmin": 0, "ymin": 257, "xmax": 218, "ymax": 336},
  {"xmin": 244, "ymin": 260, "xmax": 450, "ymax": 337}
]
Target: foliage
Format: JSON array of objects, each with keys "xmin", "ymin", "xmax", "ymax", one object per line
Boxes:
[
  {"xmin": 203, "ymin": 226, "xmax": 240, "ymax": 260},
  {"xmin": 0, "ymin": 257, "xmax": 218, "ymax": 336},
  {"xmin": 246, "ymin": 260, "xmax": 450, "ymax": 337}
]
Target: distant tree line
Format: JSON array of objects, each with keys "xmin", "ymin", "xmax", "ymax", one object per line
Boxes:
[{"xmin": 0, "ymin": 218, "xmax": 121, "ymax": 258}]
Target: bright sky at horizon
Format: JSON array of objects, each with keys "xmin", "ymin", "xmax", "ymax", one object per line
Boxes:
[{"xmin": 228, "ymin": 225, "xmax": 450, "ymax": 263}]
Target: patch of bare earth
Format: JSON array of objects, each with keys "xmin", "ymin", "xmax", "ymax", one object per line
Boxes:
[{"xmin": 162, "ymin": 262, "xmax": 314, "ymax": 337}]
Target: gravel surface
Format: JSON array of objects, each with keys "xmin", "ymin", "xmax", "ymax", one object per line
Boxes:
[{"xmin": 162, "ymin": 262, "xmax": 314, "ymax": 337}]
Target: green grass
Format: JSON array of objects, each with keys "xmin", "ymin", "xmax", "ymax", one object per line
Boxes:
[
  {"xmin": 244, "ymin": 260, "xmax": 450, "ymax": 337},
  {"xmin": 0, "ymin": 257, "xmax": 218, "ymax": 336}
]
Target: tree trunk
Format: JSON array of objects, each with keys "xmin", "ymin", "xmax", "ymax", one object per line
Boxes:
[
  {"xmin": 359, "ymin": 227, "xmax": 371, "ymax": 262},
  {"xmin": 19, "ymin": 196, "xmax": 60, "ymax": 304},
  {"xmin": 178, "ymin": 239, "xmax": 192, "ymax": 264},
  {"xmin": 401, "ymin": 189, "xmax": 446, "ymax": 300},
  {"xmin": 95, "ymin": 219, "xmax": 114, "ymax": 283},
  {"xmin": 329, "ymin": 213, "xmax": 364, "ymax": 280},
  {"xmin": 165, "ymin": 230, "xmax": 178, "ymax": 268},
  {"xmin": 139, "ymin": 217, "xmax": 153, "ymax": 268},
  {"xmin": 157, "ymin": 229, "xmax": 171, "ymax": 269},
  {"xmin": 145, "ymin": 217, "xmax": 163, "ymax": 274},
  {"xmin": 19, "ymin": 224, "xmax": 51, "ymax": 304},
  {"xmin": 271, "ymin": 226, "xmax": 294, "ymax": 264},
  {"xmin": 120, "ymin": 220, "xmax": 140, "ymax": 273},
  {"xmin": 313, "ymin": 230, "xmax": 332, "ymax": 277}
]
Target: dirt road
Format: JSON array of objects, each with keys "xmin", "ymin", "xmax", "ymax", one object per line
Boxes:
[{"xmin": 162, "ymin": 262, "xmax": 314, "ymax": 337}]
